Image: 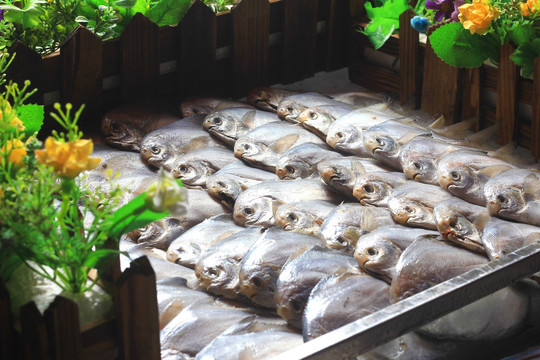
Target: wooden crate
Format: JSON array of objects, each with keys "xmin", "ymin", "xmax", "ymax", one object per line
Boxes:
[{"xmin": 0, "ymin": 256, "xmax": 160, "ymax": 360}]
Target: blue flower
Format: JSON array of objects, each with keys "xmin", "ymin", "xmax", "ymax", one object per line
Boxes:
[{"xmin": 410, "ymin": 16, "xmax": 431, "ymax": 33}]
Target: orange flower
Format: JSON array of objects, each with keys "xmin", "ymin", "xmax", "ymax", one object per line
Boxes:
[
  {"xmin": 520, "ymin": 0, "xmax": 539, "ymax": 16},
  {"xmin": 0, "ymin": 139, "xmax": 27, "ymax": 166},
  {"xmin": 458, "ymin": 0, "xmax": 500, "ymax": 35},
  {"xmin": 35, "ymin": 137, "xmax": 101, "ymax": 178}
]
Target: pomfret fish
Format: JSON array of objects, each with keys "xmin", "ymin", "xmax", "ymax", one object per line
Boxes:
[
  {"xmin": 238, "ymin": 227, "xmax": 323, "ymax": 308},
  {"xmin": 169, "ymin": 146, "xmax": 242, "ymax": 187},
  {"xmin": 206, "ymin": 162, "xmax": 279, "ymax": 209},
  {"xmin": 180, "ymin": 96, "xmax": 253, "ymax": 117},
  {"xmin": 353, "ymin": 225, "xmax": 439, "ymax": 283},
  {"xmin": 127, "ymin": 217, "xmax": 185, "ymax": 251},
  {"xmin": 297, "ymin": 104, "xmax": 356, "ymax": 139},
  {"xmin": 433, "ymin": 197, "xmax": 491, "ymax": 253},
  {"xmin": 234, "ymin": 121, "xmax": 326, "ymax": 172},
  {"xmin": 275, "ymin": 246, "xmax": 361, "ymax": 329},
  {"xmin": 275, "ymin": 143, "xmax": 340, "ymax": 180},
  {"xmin": 276, "ymin": 92, "xmax": 349, "ymax": 123},
  {"xmin": 166, "ymin": 214, "xmax": 244, "ymax": 269},
  {"xmin": 437, "ymin": 149, "xmax": 516, "ymax": 205},
  {"xmin": 481, "ymin": 217, "xmax": 540, "ymax": 260},
  {"xmin": 195, "ymin": 227, "xmax": 266, "ymax": 300},
  {"xmin": 233, "ymin": 179, "xmax": 342, "ymax": 227},
  {"xmin": 387, "ymin": 181, "xmax": 455, "ymax": 229},
  {"xmin": 172, "ymin": 188, "xmax": 231, "ymax": 230},
  {"xmin": 202, "ymin": 108, "xmax": 279, "ymax": 146},
  {"xmin": 320, "ymin": 203, "xmax": 396, "ymax": 253},
  {"xmin": 274, "ymin": 200, "xmax": 336, "ymax": 236},
  {"xmin": 247, "ymin": 86, "xmax": 300, "ymax": 112},
  {"xmin": 353, "ymin": 171, "xmax": 408, "ymax": 207},
  {"xmin": 484, "ymin": 168, "xmax": 540, "ymax": 226}
]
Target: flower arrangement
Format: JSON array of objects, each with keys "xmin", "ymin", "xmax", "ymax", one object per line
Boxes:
[{"xmin": 0, "ymin": 50, "xmax": 187, "ymax": 294}]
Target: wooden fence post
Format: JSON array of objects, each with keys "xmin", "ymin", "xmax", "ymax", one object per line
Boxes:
[
  {"xmin": 398, "ymin": 9, "xmax": 420, "ymax": 108},
  {"xmin": 496, "ymin": 43, "xmax": 520, "ymax": 144},
  {"xmin": 19, "ymin": 302, "xmax": 50, "ymax": 360},
  {"xmin": 532, "ymin": 57, "xmax": 540, "ymax": 159},
  {"xmin": 44, "ymin": 297, "xmax": 82, "ymax": 360},
  {"xmin": 0, "ymin": 282, "xmax": 13, "ymax": 360},
  {"xmin": 326, "ymin": 0, "xmax": 351, "ymax": 71},
  {"xmin": 6, "ymin": 42, "xmax": 44, "ymax": 106}
]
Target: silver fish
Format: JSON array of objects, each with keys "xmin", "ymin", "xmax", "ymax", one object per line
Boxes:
[
  {"xmin": 127, "ymin": 217, "xmax": 185, "ymax": 251},
  {"xmin": 166, "ymin": 214, "xmax": 244, "ymax": 269},
  {"xmin": 172, "ymin": 188, "xmax": 231, "ymax": 230},
  {"xmin": 320, "ymin": 203, "xmax": 396, "ymax": 253},
  {"xmin": 387, "ymin": 181, "xmax": 455, "ymax": 229},
  {"xmin": 275, "ymin": 143, "xmax": 340, "ymax": 180},
  {"xmin": 180, "ymin": 97, "xmax": 253, "ymax": 117},
  {"xmin": 481, "ymin": 217, "xmax": 540, "ymax": 260},
  {"xmin": 297, "ymin": 104, "xmax": 356, "ymax": 139},
  {"xmin": 234, "ymin": 121, "xmax": 326, "ymax": 172},
  {"xmin": 247, "ymin": 86, "xmax": 300, "ymax": 112},
  {"xmin": 274, "ymin": 200, "xmax": 336, "ymax": 236},
  {"xmin": 484, "ymin": 168, "xmax": 540, "ymax": 226},
  {"xmin": 238, "ymin": 227, "xmax": 323, "ymax": 308},
  {"xmin": 233, "ymin": 179, "xmax": 342, "ymax": 228},
  {"xmin": 352, "ymin": 171, "xmax": 408, "ymax": 207},
  {"xmin": 276, "ymin": 92, "xmax": 349, "ymax": 123},
  {"xmin": 328, "ymin": 91, "xmax": 389, "ymax": 107}
]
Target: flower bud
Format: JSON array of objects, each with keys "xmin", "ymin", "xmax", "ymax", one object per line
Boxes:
[{"xmin": 410, "ymin": 16, "xmax": 431, "ymax": 33}]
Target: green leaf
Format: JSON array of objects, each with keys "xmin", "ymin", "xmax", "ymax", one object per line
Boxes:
[
  {"xmin": 114, "ymin": 0, "xmax": 138, "ymax": 8},
  {"xmin": 1, "ymin": 1, "xmax": 47, "ymax": 29},
  {"xmin": 507, "ymin": 24, "xmax": 535, "ymax": 47},
  {"xmin": 17, "ymin": 103, "xmax": 44, "ymax": 137},
  {"xmin": 510, "ymin": 39, "xmax": 540, "ymax": 78},
  {"xmin": 147, "ymin": 0, "xmax": 191, "ymax": 26},
  {"xmin": 363, "ymin": 24, "xmax": 396, "ymax": 49},
  {"xmin": 429, "ymin": 22, "xmax": 499, "ymax": 68},
  {"xmin": 82, "ymin": 249, "xmax": 118, "ymax": 268},
  {"xmin": 362, "ymin": 0, "xmax": 411, "ymax": 49}
]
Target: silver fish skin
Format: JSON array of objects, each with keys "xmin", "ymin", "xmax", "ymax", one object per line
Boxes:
[
  {"xmin": 238, "ymin": 227, "xmax": 323, "ymax": 308},
  {"xmin": 481, "ymin": 217, "xmax": 540, "ymax": 260},
  {"xmin": 205, "ymin": 162, "xmax": 279, "ymax": 209},
  {"xmin": 276, "ymin": 92, "xmax": 349, "ymax": 123},
  {"xmin": 320, "ymin": 203, "xmax": 396, "ymax": 253},
  {"xmin": 233, "ymin": 179, "xmax": 342, "ymax": 228},
  {"xmin": 171, "ymin": 188, "xmax": 231, "ymax": 230},
  {"xmin": 437, "ymin": 149, "xmax": 516, "ymax": 206},
  {"xmin": 391, "ymin": 235, "xmax": 528, "ymax": 341},
  {"xmin": 274, "ymin": 200, "xmax": 336, "ymax": 237},
  {"xmin": 297, "ymin": 104, "xmax": 356, "ymax": 139},
  {"xmin": 180, "ymin": 97, "xmax": 253, "ymax": 117},
  {"xmin": 247, "ymin": 86, "xmax": 300, "ymax": 112},
  {"xmin": 195, "ymin": 227, "xmax": 266, "ymax": 300},
  {"xmin": 202, "ymin": 108, "xmax": 279, "ymax": 146},
  {"xmin": 328, "ymin": 91, "xmax": 389, "ymax": 107},
  {"xmin": 127, "ymin": 217, "xmax": 185, "ymax": 251},
  {"xmin": 352, "ymin": 171, "xmax": 408, "ymax": 207},
  {"xmin": 169, "ymin": 146, "xmax": 242, "ymax": 187},
  {"xmin": 234, "ymin": 121, "xmax": 326, "ymax": 172},
  {"xmin": 354, "ymin": 225, "xmax": 439, "ymax": 283},
  {"xmin": 387, "ymin": 181, "xmax": 455, "ymax": 230},
  {"xmin": 325, "ymin": 104, "xmax": 404, "ymax": 156},
  {"xmin": 433, "ymin": 197, "xmax": 491, "ymax": 253},
  {"xmin": 484, "ymin": 168, "xmax": 540, "ymax": 226},
  {"xmin": 166, "ymin": 214, "xmax": 244, "ymax": 269},
  {"xmin": 275, "ymin": 143, "xmax": 341, "ymax": 180},
  {"xmin": 275, "ymin": 246, "xmax": 361, "ymax": 329}
]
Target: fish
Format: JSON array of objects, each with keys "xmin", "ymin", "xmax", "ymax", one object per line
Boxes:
[
  {"xmin": 202, "ymin": 108, "xmax": 279, "ymax": 146},
  {"xmin": 274, "ymin": 200, "xmax": 336, "ymax": 237},
  {"xmin": 166, "ymin": 214, "xmax": 244, "ymax": 269},
  {"xmin": 139, "ymin": 115, "xmax": 225, "ymax": 170},
  {"xmin": 275, "ymin": 246, "xmax": 361, "ymax": 329},
  {"xmin": 205, "ymin": 162, "xmax": 279, "ymax": 209},
  {"xmin": 171, "ymin": 188, "xmax": 231, "ymax": 230},
  {"xmin": 234, "ymin": 121, "xmax": 326, "ymax": 172},
  {"xmin": 387, "ymin": 181, "xmax": 455, "ymax": 230},
  {"xmin": 169, "ymin": 146, "xmax": 242, "ymax": 187},
  {"xmin": 328, "ymin": 91, "xmax": 389, "ymax": 107},
  {"xmin": 276, "ymin": 92, "xmax": 350, "ymax": 123},
  {"xmin": 352, "ymin": 171, "xmax": 408, "ymax": 207},
  {"xmin": 353, "ymin": 225, "xmax": 439, "ymax": 283},
  {"xmin": 195, "ymin": 227, "xmax": 266, "ymax": 300},
  {"xmin": 433, "ymin": 197, "xmax": 492, "ymax": 253},
  {"xmin": 233, "ymin": 179, "xmax": 342, "ymax": 228},
  {"xmin": 238, "ymin": 227, "xmax": 323, "ymax": 308},
  {"xmin": 246, "ymin": 86, "xmax": 300, "ymax": 112},
  {"xmin": 320, "ymin": 203, "xmax": 396, "ymax": 253},
  {"xmin": 126, "ymin": 217, "xmax": 185, "ymax": 251},
  {"xmin": 481, "ymin": 217, "xmax": 540, "ymax": 260},
  {"xmin": 274, "ymin": 143, "xmax": 340, "ymax": 180},
  {"xmin": 390, "ymin": 235, "xmax": 528, "ymax": 341},
  {"xmin": 180, "ymin": 96, "xmax": 253, "ymax": 117},
  {"xmin": 100, "ymin": 101, "xmax": 182, "ymax": 152},
  {"xmin": 437, "ymin": 149, "xmax": 516, "ymax": 205},
  {"xmin": 297, "ymin": 104, "xmax": 356, "ymax": 139},
  {"xmin": 483, "ymin": 168, "xmax": 540, "ymax": 226}
]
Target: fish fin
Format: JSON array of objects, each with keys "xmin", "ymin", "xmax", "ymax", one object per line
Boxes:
[
  {"xmin": 241, "ymin": 111, "xmax": 257, "ymax": 128},
  {"xmin": 466, "ymin": 122, "xmax": 498, "ymax": 146},
  {"xmin": 214, "ymin": 230, "xmax": 238, "ymax": 243},
  {"xmin": 269, "ymin": 134, "xmax": 299, "ymax": 153},
  {"xmin": 477, "ymin": 164, "xmax": 513, "ymax": 178},
  {"xmin": 489, "ymin": 142, "xmax": 516, "ymax": 156},
  {"xmin": 399, "ymin": 132, "xmax": 421, "ymax": 145},
  {"xmin": 351, "ymin": 161, "xmax": 366, "ymax": 174},
  {"xmin": 398, "ymin": 117, "xmax": 419, "ymax": 126},
  {"xmin": 272, "ymin": 199, "xmax": 286, "ymax": 216},
  {"xmin": 434, "ymin": 117, "xmax": 477, "ymax": 137},
  {"xmin": 473, "ymin": 212, "xmax": 491, "ymax": 230},
  {"xmin": 524, "ymin": 172, "xmax": 540, "ymax": 197},
  {"xmin": 427, "ymin": 115, "xmax": 446, "ymax": 129}
]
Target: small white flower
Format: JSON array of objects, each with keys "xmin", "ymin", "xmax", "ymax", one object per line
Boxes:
[{"xmin": 146, "ymin": 168, "xmax": 187, "ymax": 216}]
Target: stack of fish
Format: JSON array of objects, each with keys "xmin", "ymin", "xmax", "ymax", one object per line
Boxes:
[{"xmin": 93, "ymin": 85, "xmax": 540, "ymax": 359}]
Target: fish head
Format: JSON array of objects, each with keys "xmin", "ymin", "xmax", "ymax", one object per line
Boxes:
[
  {"xmin": 388, "ymin": 197, "xmax": 436, "ymax": 229},
  {"xmin": 362, "ymin": 130, "xmax": 399, "ymax": 159},
  {"xmin": 195, "ymin": 256, "xmax": 241, "ymax": 298},
  {"xmin": 277, "ymin": 100, "xmax": 305, "ymax": 123},
  {"xmin": 171, "ymin": 159, "xmax": 214, "ymax": 187},
  {"xmin": 354, "ymin": 237, "xmax": 400, "ymax": 283},
  {"xmin": 434, "ymin": 210, "xmax": 483, "ymax": 253},
  {"xmin": 353, "ymin": 178, "xmax": 391, "ymax": 207},
  {"xmin": 234, "ymin": 140, "xmax": 265, "ymax": 163},
  {"xmin": 239, "ymin": 265, "xmax": 278, "ymax": 308},
  {"xmin": 140, "ymin": 140, "xmax": 176, "ymax": 168},
  {"xmin": 166, "ymin": 240, "xmax": 202, "ymax": 268},
  {"xmin": 276, "ymin": 284, "xmax": 308, "ymax": 328},
  {"xmin": 400, "ymin": 155, "xmax": 439, "ymax": 184},
  {"xmin": 247, "ymin": 87, "xmax": 280, "ymax": 112},
  {"xmin": 275, "ymin": 207, "xmax": 318, "ymax": 235},
  {"xmin": 322, "ymin": 225, "xmax": 364, "ymax": 254},
  {"xmin": 127, "ymin": 222, "xmax": 164, "ymax": 243},
  {"xmin": 202, "ymin": 112, "xmax": 240, "ymax": 142},
  {"xmin": 318, "ymin": 163, "xmax": 356, "ymax": 194},
  {"xmin": 101, "ymin": 119, "xmax": 143, "ymax": 151},
  {"xmin": 437, "ymin": 160, "xmax": 478, "ymax": 197},
  {"xmin": 326, "ymin": 126, "xmax": 363, "ymax": 152},
  {"xmin": 207, "ymin": 177, "xmax": 243, "ymax": 209},
  {"xmin": 275, "ymin": 159, "xmax": 311, "ymax": 180},
  {"xmin": 299, "ymin": 109, "xmax": 333, "ymax": 136},
  {"xmin": 233, "ymin": 196, "xmax": 281, "ymax": 227},
  {"xmin": 485, "ymin": 186, "xmax": 527, "ymax": 218}
]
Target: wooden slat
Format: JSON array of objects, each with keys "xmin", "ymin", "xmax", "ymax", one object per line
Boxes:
[
  {"xmin": 461, "ymin": 67, "xmax": 481, "ymax": 126},
  {"xmin": 60, "ymin": 26, "xmax": 103, "ymax": 134},
  {"xmin": 45, "ymin": 297, "xmax": 82, "ymax": 360},
  {"xmin": 496, "ymin": 43, "xmax": 520, "ymax": 144},
  {"xmin": 20, "ymin": 301, "xmax": 50, "ymax": 360},
  {"xmin": 231, "ymin": 0, "xmax": 270, "ymax": 97},
  {"xmin": 398, "ymin": 10, "xmax": 419, "ymax": 108},
  {"xmin": 349, "ymin": 62, "xmax": 399, "ymax": 94},
  {"xmin": 115, "ymin": 256, "xmax": 160, "ymax": 360},
  {"xmin": 7, "ymin": 41, "xmax": 44, "ymax": 105},
  {"xmin": 325, "ymin": 0, "xmax": 350, "ymax": 71},
  {"xmin": 0, "ymin": 282, "xmax": 13, "ymax": 360},
  {"xmin": 119, "ymin": 13, "xmax": 160, "ymax": 103},
  {"xmin": 532, "ymin": 57, "xmax": 540, "ymax": 159},
  {"xmin": 178, "ymin": 0, "xmax": 217, "ymax": 98}
]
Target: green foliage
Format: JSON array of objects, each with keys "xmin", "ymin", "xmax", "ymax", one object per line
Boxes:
[
  {"xmin": 510, "ymin": 38, "xmax": 540, "ymax": 78},
  {"xmin": 362, "ymin": 0, "xmax": 412, "ymax": 49},
  {"xmin": 146, "ymin": 0, "xmax": 191, "ymax": 26},
  {"xmin": 203, "ymin": 0, "xmax": 235, "ymax": 13}
]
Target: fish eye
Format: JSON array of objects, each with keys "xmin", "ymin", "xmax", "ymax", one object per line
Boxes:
[
  {"xmin": 243, "ymin": 144, "xmax": 251, "ymax": 150},
  {"xmin": 331, "ymin": 166, "xmax": 341, "ymax": 175},
  {"xmin": 337, "ymin": 237, "xmax": 348, "ymax": 246},
  {"xmin": 291, "ymin": 300, "xmax": 302, "ymax": 312},
  {"xmin": 251, "ymin": 277, "xmax": 263, "ymax": 287},
  {"xmin": 363, "ymin": 184, "xmax": 374, "ymax": 193},
  {"xmin": 376, "ymin": 138, "xmax": 385, "ymax": 146},
  {"xmin": 286, "ymin": 106, "xmax": 294, "ymax": 113},
  {"xmin": 336, "ymin": 132, "xmax": 345, "ymax": 139},
  {"xmin": 450, "ymin": 171, "xmax": 460, "ymax": 180},
  {"xmin": 309, "ymin": 111, "xmax": 317, "ymax": 120},
  {"xmin": 287, "ymin": 213, "xmax": 298, "ymax": 222},
  {"xmin": 405, "ymin": 206, "xmax": 414, "ymax": 213},
  {"xmin": 497, "ymin": 195, "xmax": 508, "ymax": 204},
  {"xmin": 212, "ymin": 117, "xmax": 222, "ymax": 125},
  {"xmin": 366, "ymin": 247, "xmax": 378, "ymax": 256},
  {"xmin": 285, "ymin": 165, "xmax": 295, "ymax": 174},
  {"xmin": 414, "ymin": 162, "xmax": 422, "ymax": 170},
  {"xmin": 244, "ymin": 207, "xmax": 254, "ymax": 216},
  {"xmin": 216, "ymin": 181, "xmax": 226, "ymax": 188},
  {"xmin": 205, "ymin": 268, "xmax": 219, "ymax": 278},
  {"xmin": 151, "ymin": 145, "xmax": 160, "ymax": 154},
  {"xmin": 179, "ymin": 165, "xmax": 189, "ymax": 173}
]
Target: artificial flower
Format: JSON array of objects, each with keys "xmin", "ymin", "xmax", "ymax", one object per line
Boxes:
[
  {"xmin": 35, "ymin": 137, "xmax": 101, "ymax": 178},
  {"xmin": 0, "ymin": 139, "xmax": 26, "ymax": 166},
  {"xmin": 520, "ymin": 0, "xmax": 539, "ymax": 16},
  {"xmin": 458, "ymin": 0, "xmax": 500, "ymax": 35},
  {"xmin": 411, "ymin": 16, "xmax": 431, "ymax": 33},
  {"xmin": 426, "ymin": 0, "xmax": 458, "ymax": 21},
  {"xmin": 451, "ymin": 0, "xmax": 465, "ymax": 22},
  {"xmin": 146, "ymin": 167, "xmax": 187, "ymax": 216}
]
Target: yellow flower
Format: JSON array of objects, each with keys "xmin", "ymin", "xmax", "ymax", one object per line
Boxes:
[
  {"xmin": 146, "ymin": 168, "xmax": 187, "ymax": 215},
  {"xmin": 0, "ymin": 139, "xmax": 27, "ymax": 166},
  {"xmin": 35, "ymin": 137, "xmax": 101, "ymax": 178},
  {"xmin": 520, "ymin": 0, "xmax": 539, "ymax": 16},
  {"xmin": 0, "ymin": 99, "xmax": 24, "ymax": 131},
  {"xmin": 458, "ymin": 0, "xmax": 500, "ymax": 35}
]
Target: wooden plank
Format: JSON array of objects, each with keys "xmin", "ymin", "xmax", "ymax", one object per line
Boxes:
[
  {"xmin": 178, "ymin": 1, "xmax": 217, "ymax": 98},
  {"xmin": 115, "ymin": 257, "xmax": 160, "ymax": 360},
  {"xmin": 20, "ymin": 301, "xmax": 50, "ymax": 360},
  {"xmin": 44, "ymin": 297, "xmax": 82, "ymax": 360},
  {"xmin": 281, "ymin": 0, "xmax": 318, "ymax": 83},
  {"xmin": 60, "ymin": 26, "xmax": 103, "ymax": 135},
  {"xmin": 349, "ymin": 62, "xmax": 399, "ymax": 94},
  {"xmin": 0, "ymin": 282, "xmax": 13, "ymax": 360},
  {"xmin": 7, "ymin": 41, "xmax": 44, "ymax": 105},
  {"xmin": 398, "ymin": 10, "xmax": 419, "ymax": 108},
  {"xmin": 119, "ymin": 13, "xmax": 160, "ymax": 103},
  {"xmin": 461, "ymin": 67, "xmax": 481, "ymax": 127},
  {"xmin": 496, "ymin": 43, "xmax": 520, "ymax": 144},
  {"xmin": 532, "ymin": 57, "xmax": 540, "ymax": 159},
  {"xmin": 231, "ymin": 0, "xmax": 270, "ymax": 97},
  {"xmin": 325, "ymin": 0, "xmax": 351, "ymax": 71}
]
